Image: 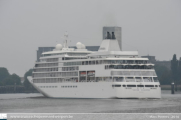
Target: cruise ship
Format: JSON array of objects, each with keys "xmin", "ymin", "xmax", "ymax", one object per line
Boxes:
[{"xmin": 28, "ymin": 27, "xmax": 161, "ymax": 98}]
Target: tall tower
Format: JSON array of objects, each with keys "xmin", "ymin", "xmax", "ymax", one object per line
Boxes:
[{"xmin": 103, "ymin": 26, "xmax": 122, "ymax": 50}]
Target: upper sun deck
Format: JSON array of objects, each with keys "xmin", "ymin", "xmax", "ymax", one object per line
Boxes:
[
  {"xmin": 42, "ymin": 50, "xmax": 93, "ymax": 55},
  {"xmin": 39, "ymin": 47, "xmax": 146, "ymax": 63},
  {"xmin": 41, "ymin": 33, "xmax": 94, "ymax": 58},
  {"xmin": 39, "ymin": 32, "xmax": 144, "ymax": 61},
  {"xmin": 41, "ymin": 50, "xmax": 93, "ymax": 57},
  {"xmin": 40, "ymin": 42, "xmax": 94, "ymax": 58},
  {"xmin": 87, "ymin": 51, "xmax": 139, "ymax": 58}
]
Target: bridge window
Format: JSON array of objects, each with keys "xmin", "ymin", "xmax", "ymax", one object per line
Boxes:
[
  {"xmin": 153, "ymin": 77, "xmax": 159, "ymax": 82},
  {"xmin": 114, "ymin": 77, "xmax": 124, "ymax": 82},
  {"xmin": 127, "ymin": 85, "xmax": 136, "ymax": 87},
  {"xmin": 125, "ymin": 77, "xmax": 135, "ymax": 82},
  {"xmin": 137, "ymin": 85, "xmax": 144, "ymax": 87},
  {"xmin": 135, "ymin": 77, "xmax": 142, "ymax": 82},
  {"xmin": 145, "ymin": 85, "xmax": 154, "ymax": 87},
  {"xmin": 143, "ymin": 77, "xmax": 152, "ymax": 82},
  {"xmin": 112, "ymin": 85, "xmax": 121, "ymax": 87}
]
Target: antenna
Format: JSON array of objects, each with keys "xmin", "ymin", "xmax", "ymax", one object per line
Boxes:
[
  {"xmin": 58, "ymin": 31, "xmax": 70, "ymax": 49},
  {"xmin": 64, "ymin": 31, "xmax": 69, "ymax": 48}
]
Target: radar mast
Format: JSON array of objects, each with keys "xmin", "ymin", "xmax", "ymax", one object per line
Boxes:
[{"xmin": 64, "ymin": 31, "xmax": 69, "ymax": 48}]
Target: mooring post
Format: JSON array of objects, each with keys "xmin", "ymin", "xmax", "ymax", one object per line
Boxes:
[
  {"xmin": 171, "ymin": 82, "xmax": 175, "ymax": 94},
  {"xmin": 14, "ymin": 83, "xmax": 16, "ymax": 93}
]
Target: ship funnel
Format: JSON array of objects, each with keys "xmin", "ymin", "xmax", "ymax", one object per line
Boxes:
[
  {"xmin": 106, "ymin": 32, "xmax": 111, "ymax": 39},
  {"xmin": 98, "ymin": 26, "xmax": 122, "ymax": 52},
  {"xmin": 112, "ymin": 32, "xmax": 116, "ymax": 39},
  {"xmin": 103, "ymin": 26, "xmax": 122, "ymax": 50}
]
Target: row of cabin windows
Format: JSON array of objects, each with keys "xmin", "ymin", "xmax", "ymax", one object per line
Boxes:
[
  {"xmin": 111, "ymin": 71, "xmax": 157, "ymax": 77},
  {"xmin": 64, "ymin": 60, "xmax": 148, "ymax": 66},
  {"xmin": 67, "ymin": 53, "xmax": 88, "ymax": 56},
  {"xmin": 33, "ymin": 72, "xmax": 78, "ymax": 78},
  {"xmin": 34, "ymin": 68, "xmax": 58, "ymax": 72},
  {"xmin": 79, "ymin": 77, "xmax": 159, "ymax": 82},
  {"xmin": 113, "ymin": 77, "xmax": 159, "ymax": 82},
  {"xmin": 62, "ymin": 67, "xmax": 79, "ymax": 71},
  {"xmin": 34, "ymin": 78, "xmax": 60, "ymax": 83},
  {"xmin": 43, "ymin": 53, "xmax": 88, "ymax": 57},
  {"xmin": 38, "ymin": 86, "xmax": 57, "ymax": 88},
  {"xmin": 33, "ymin": 66, "xmax": 78, "ymax": 72},
  {"xmin": 64, "ymin": 57, "xmax": 86, "ymax": 60},
  {"xmin": 105, "ymin": 65, "xmax": 153, "ymax": 69},
  {"xmin": 36, "ymin": 60, "xmax": 149, "ymax": 67},
  {"xmin": 33, "ymin": 77, "xmax": 158, "ymax": 83},
  {"xmin": 61, "ymin": 86, "xmax": 77, "ymax": 88},
  {"xmin": 40, "ymin": 58, "xmax": 58, "ymax": 62},
  {"xmin": 43, "ymin": 53, "xmax": 65, "ymax": 57},
  {"xmin": 33, "ymin": 78, "xmax": 78, "ymax": 83},
  {"xmin": 35, "ymin": 63, "xmax": 58, "ymax": 67},
  {"xmin": 112, "ymin": 85, "xmax": 160, "ymax": 87}
]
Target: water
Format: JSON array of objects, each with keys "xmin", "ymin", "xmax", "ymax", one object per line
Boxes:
[{"xmin": 0, "ymin": 90, "xmax": 181, "ymax": 113}]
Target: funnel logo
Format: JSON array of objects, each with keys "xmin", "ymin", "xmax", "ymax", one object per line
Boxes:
[{"xmin": 0, "ymin": 114, "xmax": 7, "ymax": 120}]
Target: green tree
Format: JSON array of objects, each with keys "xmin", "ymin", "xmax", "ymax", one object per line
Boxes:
[
  {"xmin": 3, "ymin": 74, "xmax": 21, "ymax": 85},
  {"xmin": 171, "ymin": 54, "xmax": 179, "ymax": 91},
  {"xmin": 178, "ymin": 57, "xmax": 181, "ymax": 89},
  {"xmin": 154, "ymin": 65, "xmax": 172, "ymax": 85},
  {"xmin": 23, "ymin": 69, "xmax": 35, "ymax": 91},
  {"xmin": 159, "ymin": 69, "xmax": 172, "ymax": 85},
  {"xmin": 0, "ymin": 67, "xmax": 10, "ymax": 86}
]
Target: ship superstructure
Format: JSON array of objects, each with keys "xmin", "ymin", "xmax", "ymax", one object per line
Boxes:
[{"xmin": 28, "ymin": 27, "xmax": 161, "ymax": 98}]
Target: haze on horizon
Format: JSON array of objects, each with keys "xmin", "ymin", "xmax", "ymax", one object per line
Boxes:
[{"xmin": 0, "ymin": 0, "xmax": 181, "ymax": 76}]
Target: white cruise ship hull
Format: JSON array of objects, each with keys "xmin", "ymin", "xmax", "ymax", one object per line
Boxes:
[
  {"xmin": 28, "ymin": 76, "xmax": 161, "ymax": 99},
  {"xmin": 31, "ymin": 28, "xmax": 162, "ymax": 99}
]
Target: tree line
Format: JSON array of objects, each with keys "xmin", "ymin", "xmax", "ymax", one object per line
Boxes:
[
  {"xmin": 0, "ymin": 67, "xmax": 21, "ymax": 86},
  {"xmin": 154, "ymin": 54, "xmax": 181, "ymax": 90},
  {"xmin": 171, "ymin": 54, "xmax": 181, "ymax": 91},
  {"xmin": 0, "ymin": 67, "xmax": 36, "ymax": 92}
]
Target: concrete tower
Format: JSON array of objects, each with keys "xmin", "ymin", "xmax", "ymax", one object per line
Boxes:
[{"xmin": 103, "ymin": 26, "xmax": 122, "ymax": 50}]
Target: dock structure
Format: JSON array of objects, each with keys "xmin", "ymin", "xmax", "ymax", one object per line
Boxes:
[{"xmin": 0, "ymin": 85, "xmax": 25, "ymax": 93}]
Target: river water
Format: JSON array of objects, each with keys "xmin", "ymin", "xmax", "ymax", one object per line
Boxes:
[{"xmin": 0, "ymin": 90, "xmax": 181, "ymax": 113}]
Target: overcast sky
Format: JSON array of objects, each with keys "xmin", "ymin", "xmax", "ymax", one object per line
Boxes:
[{"xmin": 0, "ymin": 0, "xmax": 181, "ymax": 76}]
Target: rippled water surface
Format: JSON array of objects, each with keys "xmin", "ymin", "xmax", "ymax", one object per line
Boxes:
[{"xmin": 0, "ymin": 90, "xmax": 181, "ymax": 113}]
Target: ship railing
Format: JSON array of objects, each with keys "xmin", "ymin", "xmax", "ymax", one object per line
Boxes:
[
  {"xmin": 79, "ymin": 80, "xmax": 87, "ymax": 82},
  {"xmin": 125, "ymin": 79, "xmax": 135, "ymax": 82},
  {"xmin": 87, "ymin": 80, "xmax": 96, "ymax": 82},
  {"xmin": 79, "ymin": 80, "xmax": 113, "ymax": 82},
  {"xmin": 135, "ymin": 79, "xmax": 143, "ymax": 82},
  {"xmin": 143, "ymin": 79, "xmax": 153, "ymax": 82}
]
